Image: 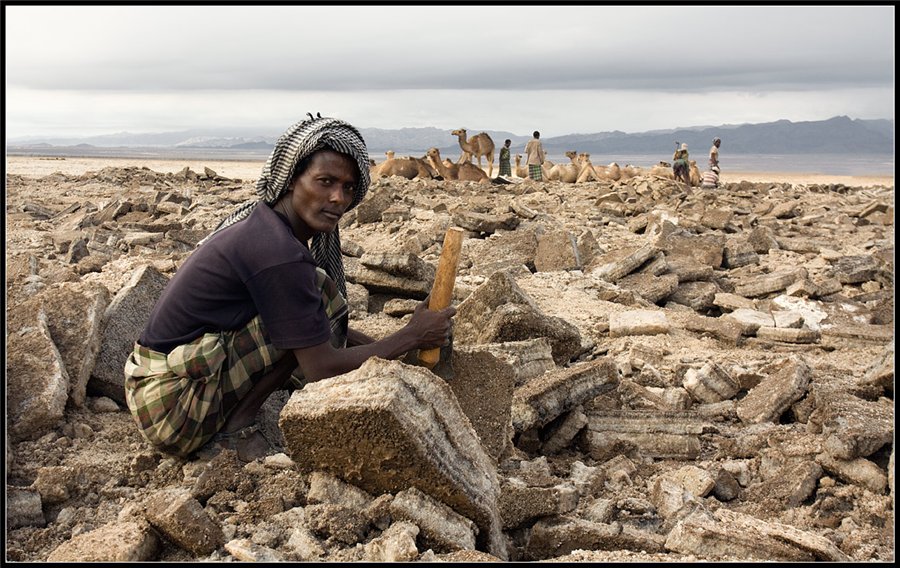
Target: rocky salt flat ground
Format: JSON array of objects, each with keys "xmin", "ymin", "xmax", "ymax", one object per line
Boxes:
[{"xmin": 4, "ymin": 156, "xmax": 895, "ymax": 562}]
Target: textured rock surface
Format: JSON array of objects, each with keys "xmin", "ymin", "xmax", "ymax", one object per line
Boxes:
[
  {"xmin": 5, "ymin": 161, "xmax": 893, "ymax": 562},
  {"xmin": 279, "ymin": 357, "xmax": 505, "ymax": 558}
]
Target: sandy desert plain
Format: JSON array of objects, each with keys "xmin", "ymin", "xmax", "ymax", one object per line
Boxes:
[{"xmin": 4, "ymin": 153, "xmax": 895, "ymax": 562}]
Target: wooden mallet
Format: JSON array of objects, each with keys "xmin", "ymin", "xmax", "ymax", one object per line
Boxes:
[{"xmin": 418, "ymin": 227, "xmax": 465, "ymax": 369}]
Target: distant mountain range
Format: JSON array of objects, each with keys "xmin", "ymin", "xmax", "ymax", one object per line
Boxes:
[{"xmin": 6, "ymin": 116, "xmax": 894, "ymax": 159}]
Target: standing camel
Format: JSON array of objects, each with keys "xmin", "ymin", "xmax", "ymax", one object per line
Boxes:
[{"xmin": 451, "ymin": 128, "xmax": 495, "ymax": 177}]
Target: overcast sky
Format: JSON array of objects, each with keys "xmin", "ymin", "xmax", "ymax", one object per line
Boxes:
[{"xmin": 4, "ymin": 5, "xmax": 895, "ymax": 139}]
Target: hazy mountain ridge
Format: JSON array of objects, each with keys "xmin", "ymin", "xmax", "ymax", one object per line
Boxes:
[
  {"xmin": 541, "ymin": 116, "xmax": 893, "ymax": 156},
  {"xmin": 7, "ymin": 116, "xmax": 893, "ymax": 157}
]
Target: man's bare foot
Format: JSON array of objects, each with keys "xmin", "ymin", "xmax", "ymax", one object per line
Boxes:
[{"xmin": 208, "ymin": 423, "xmax": 272, "ymax": 462}]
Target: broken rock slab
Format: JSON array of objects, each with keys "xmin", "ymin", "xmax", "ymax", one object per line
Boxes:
[
  {"xmin": 143, "ymin": 488, "xmax": 225, "ymax": 556},
  {"xmin": 534, "ymin": 228, "xmax": 582, "ymax": 272},
  {"xmin": 829, "ymin": 254, "xmax": 881, "ymax": 284},
  {"xmin": 608, "ymin": 309, "xmax": 670, "ymax": 337},
  {"xmin": 40, "ymin": 281, "xmax": 110, "ymax": 408},
  {"xmin": 511, "ymin": 357, "xmax": 618, "ymax": 434},
  {"xmin": 733, "ymin": 268, "xmax": 806, "ymax": 298},
  {"xmin": 7, "ymin": 486, "xmax": 46, "ymax": 529},
  {"xmin": 755, "ymin": 326, "xmax": 820, "ymax": 344},
  {"xmin": 772, "ymin": 310, "xmax": 804, "ymax": 328},
  {"xmin": 582, "ymin": 410, "xmax": 708, "ymax": 460},
  {"xmin": 657, "ymin": 231, "xmax": 725, "ymax": 269},
  {"xmin": 525, "ymin": 515, "xmax": 667, "ymax": 560},
  {"xmin": 465, "ymin": 304, "xmax": 583, "ymax": 366},
  {"xmin": 807, "ymin": 389, "xmax": 893, "ymax": 460},
  {"xmin": 448, "ymin": 345, "xmax": 518, "ymax": 462},
  {"xmin": 856, "ymin": 340, "xmax": 893, "ymax": 393},
  {"xmin": 359, "ymin": 251, "xmax": 436, "ymax": 282},
  {"xmin": 307, "ymin": 471, "xmax": 374, "ymax": 510},
  {"xmin": 741, "ymin": 458, "xmax": 822, "ymax": 510},
  {"xmin": 498, "ymin": 478, "xmax": 579, "ymax": 529},
  {"xmin": 591, "ymin": 242, "xmax": 659, "ymax": 282},
  {"xmin": 454, "ymin": 270, "xmax": 583, "ymax": 365},
  {"xmin": 651, "ymin": 476, "xmax": 700, "ymax": 521},
  {"xmin": 92, "ymin": 264, "xmax": 169, "ymax": 404},
  {"xmin": 464, "ymin": 227, "xmax": 538, "ymax": 278},
  {"xmin": 724, "ymin": 308, "xmax": 775, "ymax": 335},
  {"xmin": 224, "ymin": 539, "xmax": 285, "ymax": 562},
  {"xmin": 665, "ymin": 508, "xmax": 849, "ymax": 561},
  {"xmin": 540, "ymin": 406, "xmax": 589, "ymax": 455},
  {"xmin": 476, "ymin": 338, "xmax": 556, "ymax": 387},
  {"xmin": 713, "ymin": 292, "xmax": 757, "ymax": 312},
  {"xmin": 747, "ymin": 225, "xmax": 780, "ymax": 253},
  {"xmin": 389, "ymin": 487, "xmax": 478, "ymax": 553},
  {"xmin": 452, "ymin": 209, "xmax": 520, "ymax": 234},
  {"xmin": 664, "ymin": 258, "xmax": 715, "ymax": 283},
  {"xmin": 354, "ymin": 186, "xmax": 394, "ymax": 224},
  {"xmin": 736, "ymin": 356, "xmax": 811, "ymax": 424},
  {"xmin": 722, "ymin": 239, "xmax": 760, "ymax": 268},
  {"xmin": 344, "ymin": 257, "xmax": 431, "ymax": 299},
  {"xmin": 682, "ymin": 361, "xmax": 740, "ymax": 404},
  {"xmin": 667, "ymin": 280, "xmax": 720, "ymax": 311},
  {"xmin": 361, "ymin": 521, "xmax": 420, "ymax": 562},
  {"xmin": 278, "ymin": 357, "xmax": 506, "ymax": 559},
  {"xmin": 616, "ymin": 272, "xmax": 680, "ymax": 304},
  {"xmin": 700, "ymin": 207, "xmax": 734, "ymax": 230},
  {"xmin": 636, "ymin": 251, "xmax": 668, "ymax": 276},
  {"xmin": 820, "ymin": 322, "xmax": 893, "ymax": 344},
  {"xmin": 7, "ymin": 306, "xmax": 69, "ymax": 443},
  {"xmin": 46, "ymin": 521, "xmax": 159, "ymax": 562},
  {"xmin": 815, "ymin": 453, "xmax": 888, "ymax": 493},
  {"xmin": 668, "ymin": 311, "xmax": 743, "ymax": 345},
  {"xmin": 655, "ymin": 465, "xmax": 716, "ymax": 502}
]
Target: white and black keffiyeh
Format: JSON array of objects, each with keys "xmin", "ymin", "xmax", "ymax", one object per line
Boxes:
[{"xmin": 199, "ymin": 115, "xmax": 370, "ymax": 301}]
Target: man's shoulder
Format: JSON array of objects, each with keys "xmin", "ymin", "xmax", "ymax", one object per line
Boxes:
[{"xmin": 217, "ymin": 206, "xmax": 309, "ymax": 258}]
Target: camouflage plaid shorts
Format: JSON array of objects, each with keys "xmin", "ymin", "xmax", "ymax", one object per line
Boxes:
[
  {"xmin": 528, "ymin": 164, "xmax": 543, "ymax": 181},
  {"xmin": 124, "ymin": 267, "xmax": 347, "ymax": 457}
]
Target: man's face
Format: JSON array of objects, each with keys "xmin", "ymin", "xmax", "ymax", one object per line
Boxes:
[{"xmin": 288, "ymin": 150, "xmax": 359, "ymax": 240}]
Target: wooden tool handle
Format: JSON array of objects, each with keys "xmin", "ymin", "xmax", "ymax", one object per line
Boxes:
[{"xmin": 418, "ymin": 227, "xmax": 465, "ymax": 368}]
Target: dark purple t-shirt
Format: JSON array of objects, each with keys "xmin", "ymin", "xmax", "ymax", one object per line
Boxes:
[{"xmin": 139, "ymin": 204, "xmax": 332, "ymax": 353}]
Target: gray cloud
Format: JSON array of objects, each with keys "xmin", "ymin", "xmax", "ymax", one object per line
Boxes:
[
  {"xmin": 7, "ymin": 5, "xmax": 893, "ymax": 91},
  {"xmin": 4, "ymin": 5, "xmax": 894, "ymax": 137}
]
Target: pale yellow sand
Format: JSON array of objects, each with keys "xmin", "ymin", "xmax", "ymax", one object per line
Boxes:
[
  {"xmin": 5, "ymin": 156, "xmax": 268, "ymax": 181},
  {"xmin": 720, "ymin": 170, "xmax": 893, "ymax": 188}
]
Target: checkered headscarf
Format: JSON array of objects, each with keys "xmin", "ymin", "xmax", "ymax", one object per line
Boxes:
[{"xmin": 199, "ymin": 115, "xmax": 370, "ymax": 300}]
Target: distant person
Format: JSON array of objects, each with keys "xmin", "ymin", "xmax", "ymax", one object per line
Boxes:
[
  {"xmin": 525, "ymin": 131, "xmax": 546, "ymax": 181},
  {"xmin": 701, "ymin": 165, "xmax": 720, "ymax": 189},
  {"xmin": 123, "ymin": 115, "xmax": 455, "ymax": 462},
  {"xmin": 709, "ymin": 137, "xmax": 721, "ymax": 170},
  {"xmin": 672, "ymin": 142, "xmax": 691, "ymax": 185},
  {"xmin": 498, "ymin": 139, "xmax": 512, "ymax": 177}
]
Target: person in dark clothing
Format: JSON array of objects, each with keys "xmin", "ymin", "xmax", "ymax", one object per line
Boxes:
[
  {"xmin": 124, "ymin": 116, "xmax": 455, "ymax": 462},
  {"xmin": 498, "ymin": 139, "xmax": 512, "ymax": 177},
  {"xmin": 672, "ymin": 142, "xmax": 691, "ymax": 186}
]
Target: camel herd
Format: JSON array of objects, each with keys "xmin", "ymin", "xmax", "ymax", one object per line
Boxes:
[{"xmin": 369, "ymin": 129, "xmax": 702, "ymax": 186}]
